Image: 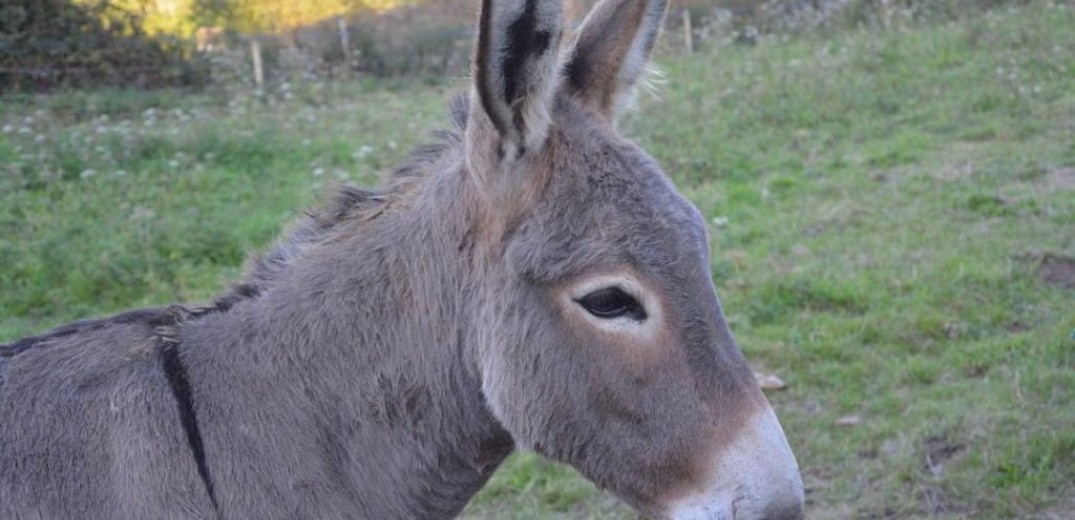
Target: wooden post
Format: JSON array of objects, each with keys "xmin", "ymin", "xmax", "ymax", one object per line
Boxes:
[
  {"xmin": 682, "ymin": 9, "xmax": 694, "ymax": 54},
  {"xmin": 338, "ymin": 18, "xmax": 352, "ymax": 64},
  {"xmin": 250, "ymin": 38, "xmax": 264, "ymax": 88}
]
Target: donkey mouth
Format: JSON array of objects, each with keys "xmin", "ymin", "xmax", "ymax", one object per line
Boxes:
[{"xmin": 666, "ymin": 406, "xmax": 805, "ymax": 520}]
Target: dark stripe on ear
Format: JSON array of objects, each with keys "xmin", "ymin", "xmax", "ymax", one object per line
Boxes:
[
  {"xmin": 161, "ymin": 341, "xmax": 220, "ymax": 512},
  {"xmin": 563, "ymin": 52, "xmax": 588, "ymax": 95},
  {"xmin": 502, "ymin": 0, "xmax": 553, "ymax": 136},
  {"xmin": 475, "ymin": 0, "xmax": 507, "ymax": 136}
]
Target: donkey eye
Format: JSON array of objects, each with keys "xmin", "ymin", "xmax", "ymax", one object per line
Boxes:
[{"xmin": 575, "ymin": 288, "xmax": 647, "ymax": 321}]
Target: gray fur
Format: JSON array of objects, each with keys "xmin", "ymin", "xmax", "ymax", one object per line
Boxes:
[{"xmin": 0, "ymin": 0, "xmax": 782, "ymax": 518}]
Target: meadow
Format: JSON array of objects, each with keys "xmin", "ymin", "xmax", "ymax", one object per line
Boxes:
[{"xmin": 2, "ymin": 4, "xmax": 1073, "ymax": 518}]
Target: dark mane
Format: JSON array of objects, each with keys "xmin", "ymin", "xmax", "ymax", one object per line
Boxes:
[
  {"xmin": 0, "ymin": 309, "xmax": 162, "ymax": 356},
  {"xmin": 1, "ymin": 96, "xmax": 470, "ymax": 356},
  {"xmin": 0, "ymin": 306, "xmax": 200, "ymax": 357},
  {"xmin": 212, "ymin": 94, "xmax": 470, "ymax": 313}
]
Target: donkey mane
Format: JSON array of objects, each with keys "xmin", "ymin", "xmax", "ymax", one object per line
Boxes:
[
  {"xmin": 0, "ymin": 96, "xmax": 470, "ymax": 359},
  {"xmin": 216, "ymin": 94, "xmax": 471, "ymax": 312}
]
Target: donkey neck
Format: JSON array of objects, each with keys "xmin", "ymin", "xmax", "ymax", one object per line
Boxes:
[{"xmin": 179, "ymin": 162, "xmax": 514, "ymax": 518}]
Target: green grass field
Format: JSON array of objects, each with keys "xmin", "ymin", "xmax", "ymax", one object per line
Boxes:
[{"xmin": 2, "ymin": 4, "xmax": 1073, "ymax": 518}]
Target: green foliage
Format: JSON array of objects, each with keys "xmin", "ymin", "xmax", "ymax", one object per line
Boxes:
[
  {"xmin": 194, "ymin": 0, "xmax": 355, "ymax": 34},
  {"xmin": 0, "ymin": 0, "xmax": 201, "ymax": 91},
  {"xmin": 191, "ymin": 0, "xmax": 409, "ymax": 33},
  {"xmin": 97, "ymin": 0, "xmax": 199, "ymax": 36}
]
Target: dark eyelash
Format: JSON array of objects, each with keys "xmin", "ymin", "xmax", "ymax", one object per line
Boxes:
[{"xmin": 575, "ymin": 287, "xmax": 647, "ymax": 321}]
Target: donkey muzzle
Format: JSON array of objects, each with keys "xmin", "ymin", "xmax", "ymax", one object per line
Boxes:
[{"xmin": 668, "ymin": 405, "xmax": 805, "ymax": 520}]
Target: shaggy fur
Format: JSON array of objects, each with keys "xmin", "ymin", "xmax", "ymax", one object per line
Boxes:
[{"xmin": 0, "ymin": 1, "xmax": 797, "ymax": 519}]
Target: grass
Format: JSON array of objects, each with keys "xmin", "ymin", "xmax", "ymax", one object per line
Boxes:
[{"xmin": 2, "ymin": 4, "xmax": 1074, "ymax": 519}]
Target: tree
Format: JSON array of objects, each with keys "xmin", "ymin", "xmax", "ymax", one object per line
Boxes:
[
  {"xmin": 0, "ymin": 0, "xmax": 194, "ymax": 90},
  {"xmin": 193, "ymin": 0, "xmax": 409, "ymax": 34}
]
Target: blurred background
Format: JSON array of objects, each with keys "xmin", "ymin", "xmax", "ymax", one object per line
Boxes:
[
  {"xmin": 3, "ymin": 0, "xmax": 1056, "ymax": 90},
  {"xmin": 1, "ymin": 0, "xmax": 1073, "ymax": 518}
]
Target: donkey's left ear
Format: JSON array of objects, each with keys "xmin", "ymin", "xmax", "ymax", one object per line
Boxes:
[
  {"xmin": 563, "ymin": 0, "xmax": 669, "ymax": 120},
  {"xmin": 466, "ymin": 0, "xmax": 564, "ymax": 202}
]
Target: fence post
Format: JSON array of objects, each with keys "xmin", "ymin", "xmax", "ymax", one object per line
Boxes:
[
  {"xmin": 338, "ymin": 17, "xmax": 352, "ymax": 64},
  {"xmin": 250, "ymin": 38, "xmax": 264, "ymax": 88},
  {"xmin": 682, "ymin": 9, "xmax": 694, "ymax": 54}
]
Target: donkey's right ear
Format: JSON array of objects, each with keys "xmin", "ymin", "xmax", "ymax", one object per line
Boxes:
[
  {"xmin": 563, "ymin": 0, "xmax": 669, "ymax": 120},
  {"xmin": 465, "ymin": 0, "xmax": 564, "ymax": 204}
]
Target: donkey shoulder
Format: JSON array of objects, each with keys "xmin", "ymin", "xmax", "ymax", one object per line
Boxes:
[
  {"xmin": 0, "ymin": 307, "xmax": 174, "ymax": 398},
  {"xmin": 0, "ymin": 307, "xmax": 218, "ymax": 519}
]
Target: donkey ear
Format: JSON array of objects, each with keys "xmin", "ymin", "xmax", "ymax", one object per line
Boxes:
[
  {"xmin": 466, "ymin": 0, "xmax": 564, "ymax": 198},
  {"xmin": 563, "ymin": 0, "xmax": 669, "ymax": 119}
]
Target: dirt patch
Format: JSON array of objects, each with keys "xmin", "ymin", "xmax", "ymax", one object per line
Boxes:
[
  {"xmin": 1040, "ymin": 490, "xmax": 1075, "ymax": 520},
  {"xmin": 917, "ymin": 437, "xmax": 970, "ymax": 517},
  {"xmin": 918, "ymin": 485, "xmax": 956, "ymax": 517},
  {"xmin": 923, "ymin": 436, "xmax": 964, "ymax": 478},
  {"xmin": 1036, "ymin": 167, "xmax": 1075, "ymax": 193},
  {"xmin": 933, "ymin": 160, "xmax": 976, "ymax": 183},
  {"xmin": 1039, "ymin": 253, "xmax": 1075, "ymax": 290}
]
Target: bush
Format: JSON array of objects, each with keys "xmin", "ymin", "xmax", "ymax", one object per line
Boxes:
[
  {"xmin": 346, "ymin": 7, "xmax": 471, "ymax": 77},
  {"xmin": 662, "ymin": 0, "xmax": 1046, "ymax": 53},
  {"xmin": 0, "ymin": 0, "xmax": 204, "ymax": 92}
]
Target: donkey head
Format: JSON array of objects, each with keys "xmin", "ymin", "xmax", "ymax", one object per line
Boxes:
[{"xmin": 462, "ymin": 0, "xmax": 804, "ymax": 518}]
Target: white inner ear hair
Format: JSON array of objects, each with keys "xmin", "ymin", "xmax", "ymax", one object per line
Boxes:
[{"xmin": 616, "ymin": 62, "xmax": 667, "ymax": 116}]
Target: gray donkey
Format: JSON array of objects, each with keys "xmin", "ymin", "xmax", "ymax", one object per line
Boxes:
[{"xmin": 0, "ymin": 0, "xmax": 805, "ymax": 518}]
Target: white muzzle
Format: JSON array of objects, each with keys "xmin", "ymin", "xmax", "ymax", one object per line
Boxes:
[{"xmin": 668, "ymin": 406, "xmax": 804, "ymax": 520}]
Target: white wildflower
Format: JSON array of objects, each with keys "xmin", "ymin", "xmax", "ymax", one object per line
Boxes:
[{"xmin": 352, "ymin": 145, "xmax": 374, "ymax": 159}]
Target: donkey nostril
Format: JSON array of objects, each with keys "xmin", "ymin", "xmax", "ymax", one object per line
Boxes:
[{"xmin": 761, "ymin": 501, "xmax": 804, "ymax": 520}]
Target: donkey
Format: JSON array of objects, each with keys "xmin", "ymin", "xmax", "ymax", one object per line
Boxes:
[{"xmin": 0, "ymin": 0, "xmax": 804, "ymax": 518}]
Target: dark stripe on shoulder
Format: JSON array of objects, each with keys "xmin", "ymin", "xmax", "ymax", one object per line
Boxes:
[{"xmin": 159, "ymin": 340, "xmax": 219, "ymax": 512}]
